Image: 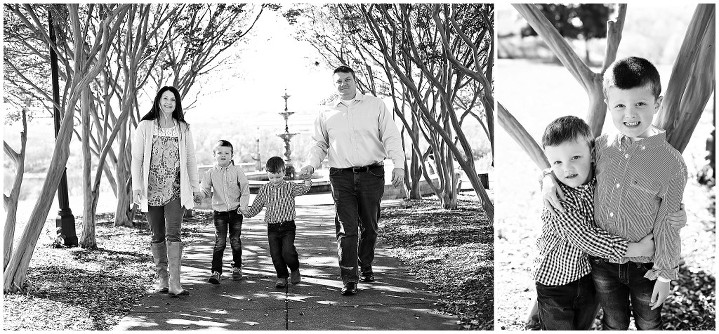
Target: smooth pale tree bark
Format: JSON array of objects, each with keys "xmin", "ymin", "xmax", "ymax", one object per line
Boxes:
[
  {"xmin": 497, "ymin": 102, "xmax": 549, "ymax": 170},
  {"xmin": 4, "ymin": 4, "xmax": 130, "ymax": 292},
  {"xmin": 3, "ymin": 107, "xmax": 28, "ymax": 269},
  {"xmin": 80, "ymin": 86, "xmax": 96, "ymax": 249},
  {"xmin": 655, "ymin": 4, "xmax": 715, "ymax": 152}
]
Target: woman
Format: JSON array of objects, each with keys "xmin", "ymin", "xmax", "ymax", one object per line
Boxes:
[{"xmin": 131, "ymin": 86, "xmax": 202, "ymax": 297}]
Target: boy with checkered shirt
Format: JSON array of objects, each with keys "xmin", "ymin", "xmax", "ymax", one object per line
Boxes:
[
  {"xmin": 241, "ymin": 156, "xmax": 312, "ymax": 289},
  {"xmin": 534, "ymin": 116, "xmax": 656, "ymax": 330}
]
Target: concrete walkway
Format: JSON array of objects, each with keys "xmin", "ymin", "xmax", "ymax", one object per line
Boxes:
[{"xmin": 115, "ymin": 195, "xmax": 459, "ymax": 330}]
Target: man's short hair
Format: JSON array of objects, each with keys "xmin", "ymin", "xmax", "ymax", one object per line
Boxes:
[
  {"xmin": 266, "ymin": 156, "xmax": 285, "ymax": 173},
  {"xmin": 541, "ymin": 116, "xmax": 594, "ymax": 149},
  {"xmin": 333, "ymin": 65, "xmax": 356, "ymax": 79},
  {"xmin": 603, "ymin": 56, "xmax": 661, "ymax": 99}
]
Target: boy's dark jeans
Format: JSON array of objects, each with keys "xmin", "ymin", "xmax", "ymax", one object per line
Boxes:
[
  {"xmin": 328, "ymin": 166, "xmax": 385, "ymax": 284},
  {"xmin": 590, "ymin": 256, "xmax": 662, "ymax": 330},
  {"xmin": 536, "ymin": 274, "xmax": 598, "ymax": 330},
  {"xmin": 267, "ymin": 220, "xmax": 299, "ymax": 278},
  {"xmin": 211, "ymin": 210, "xmax": 243, "ymax": 274}
]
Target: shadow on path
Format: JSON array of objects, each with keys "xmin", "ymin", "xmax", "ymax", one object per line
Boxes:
[{"xmin": 115, "ymin": 204, "xmax": 459, "ymax": 330}]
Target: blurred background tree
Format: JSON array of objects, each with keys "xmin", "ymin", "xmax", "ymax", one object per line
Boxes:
[{"xmin": 521, "ymin": 4, "xmax": 610, "ymax": 65}]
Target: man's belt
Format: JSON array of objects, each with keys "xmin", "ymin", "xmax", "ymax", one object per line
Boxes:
[{"xmin": 333, "ymin": 163, "xmax": 383, "ymax": 173}]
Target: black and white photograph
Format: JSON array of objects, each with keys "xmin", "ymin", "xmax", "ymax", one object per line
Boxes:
[
  {"xmin": 2, "ymin": 3, "xmax": 493, "ymax": 330},
  {"xmin": 495, "ymin": 2, "xmax": 715, "ymax": 331}
]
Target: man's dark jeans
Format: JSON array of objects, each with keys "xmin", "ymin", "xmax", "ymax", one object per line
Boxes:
[
  {"xmin": 536, "ymin": 274, "xmax": 598, "ymax": 330},
  {"xmin": 590, "ymin": 256, "xmax": 662, "ymax": 330},
  {"xmin": 211, "ymin": 210, "xmax": 243, "ymax": 274},
  {"xmin": 267, "ymin": 220, "xmax": 300, "ymax": 278},
  {"xmin": 329, "ymin": 165, "xmax": 385, "ymax": 284}
]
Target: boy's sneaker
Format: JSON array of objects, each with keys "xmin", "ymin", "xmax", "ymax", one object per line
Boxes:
[
  {"xmin": 208, "ymin": 271, "xmax": 221, "ymax": 284},
  {"xmin": 275, "ymin": 278, "xmax": 288, "ymax": 289},
  {"xmin": 290, "ymin": 270, "xmax": 301, "ymax": 284},
  {"xmin": 232, "ymin": 267, "xmax": 243, "ymax": 280},
  {"xmin": 360, "ymin": 273, "xmax": 375, "ymax": 282}
]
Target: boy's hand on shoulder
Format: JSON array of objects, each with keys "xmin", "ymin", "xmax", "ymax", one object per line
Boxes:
[
  {"xmin": 666, "ymin": 203, "xmax": 687, "ymax": 229},
  {"xmin": 541, "ymin": 171, "xmax": 566, "ymax": 216},
  {"xmin": 650, "ymin": 279, "xmax": 671, "ymax": 310}
]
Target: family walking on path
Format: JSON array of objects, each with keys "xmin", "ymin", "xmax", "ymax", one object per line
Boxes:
[{"xmin": 123, "ymin": 66, "xmax": 456, "ymax": 329}]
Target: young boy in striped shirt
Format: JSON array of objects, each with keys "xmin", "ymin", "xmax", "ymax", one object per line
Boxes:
[
  {"xmin": 535, "ymin": 116, "xmax": 656, "ymax": 330},
  {"xmin": 542, "ymin": 57, "xmax": 688, "ymax": 330},
  {"xmin": 241, "ymin": 156, "xmax": 312, "ymax": 288}
]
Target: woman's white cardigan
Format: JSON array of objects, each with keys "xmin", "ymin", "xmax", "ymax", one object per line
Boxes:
[{"xmin": 131, "ymin": 119, "xmax": 200, "ymax": 212}]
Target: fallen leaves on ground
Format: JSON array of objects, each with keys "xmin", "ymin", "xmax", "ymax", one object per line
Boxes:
[
  {"xmin": 379, "ymin": 193, "xmax": 492, "ymax": 330},
  {"xmin": 2, "ymin": 211, "xmax": 212, "ymax": 330}
]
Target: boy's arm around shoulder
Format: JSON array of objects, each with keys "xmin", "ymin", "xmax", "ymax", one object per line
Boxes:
[
  {"xmin": 646, "ymin": 158, "xmax": 687, "ymax": 281},
  {"xmin": 545, "ymin": 195, "xmax": 627, "ymax": 261}
]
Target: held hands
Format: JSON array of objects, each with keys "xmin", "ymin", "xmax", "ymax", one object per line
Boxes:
[
  {"xmin": 541, "ymin": 172, "xmax": 565, "ymax": 215},
  {"xmin": 133, "ymin": 190, "xmax": 142, "ymax": 205},
  {"xmin": 299, "ymin": 165, "xmax": 314, "ymax": 179},
  {"xmin": 237, "ymin": 206, "xmax": 248, "ymax": 215},
  {"xmin": 650, "ymin": 279, "xmax": 671, "ymax": 310},
  {"xmin": 193, "ymin": 191, "xmax": 204, "ymax": 203},
  {"xmin": 391, "ymin": 168, "xmax": 404, "ymax": 188}
]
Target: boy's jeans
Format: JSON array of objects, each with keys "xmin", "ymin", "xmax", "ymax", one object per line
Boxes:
[
  {"xmin": 267, "ymin": 220, "xmax": 299, "ymax": 278},
  {"xmin": 211, "ymin": 210, "xmax": 243, "ymax": 274},
  {"xmin": 590, "ymin": 256, "xmax": 662, "ymax": 330},
  {"xmin": 328, "ymin": 166, "xmax": 384, "ymax": 284},
  {"xmin": 536, "ymin": 274, "xmax": 598, "ymax": 330}
]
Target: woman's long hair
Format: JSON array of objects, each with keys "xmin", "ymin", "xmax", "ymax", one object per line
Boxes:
[{"xmin": 140, "ymin": 86, "xmax": 189, "ymax": 136}]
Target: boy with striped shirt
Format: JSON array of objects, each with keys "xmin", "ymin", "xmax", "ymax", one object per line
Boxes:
[
  {"xmin": 241, "ymin": 156, "xmax": 312, "ymax": 288},
  {"xmin": 543, "ymin": 57, "xmax": 688, "ymax": 330},
  {"xmin": 535, "ymin": 116, "xmax": 656, "ymax": 330}
]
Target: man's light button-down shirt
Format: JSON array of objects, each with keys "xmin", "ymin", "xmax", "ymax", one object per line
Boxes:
[{"xmin": 307, "ymin": 93, "xmax": 405, "ymax": 169}]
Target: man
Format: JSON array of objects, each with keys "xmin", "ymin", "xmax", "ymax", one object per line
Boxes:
[{"xmin": 299, "ymin": 65, "xmax": 405, "ymax": 296}]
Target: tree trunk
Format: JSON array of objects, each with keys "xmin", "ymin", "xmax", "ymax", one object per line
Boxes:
[
  {"xmin": 3, "ymin": 108, "xmax": 27, "ymax": 270},
  {"xmin": 655, "ymin": 4, "xmax": 715, "ymax": 153},
  {"xmin": 4, "ymin": 101, "xmax": 76, "ymax": 292},
  {"xmin": 409, "ymin": 114, "xmax": 422, "ymax": 199},
  {"xmin": 80, "ymin": 87, "xmax": 97, "ymax": 249},
  {"xmin": 115, "ymin": 125, "xmax": 134, "ymax": 227}
]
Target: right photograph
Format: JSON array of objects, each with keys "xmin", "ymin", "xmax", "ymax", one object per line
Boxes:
[{"xmin": 495, "ymin": 3, "xmax": 715, "ymax": 331}]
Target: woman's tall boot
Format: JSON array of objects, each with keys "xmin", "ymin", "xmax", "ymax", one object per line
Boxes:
[
  {"xmin": 150, "ymin": 241, "xmax": 169, "ymax": 293},
  {"xmin": 167, "ymin": 240, "xmax": 189, "ymax": 297}
]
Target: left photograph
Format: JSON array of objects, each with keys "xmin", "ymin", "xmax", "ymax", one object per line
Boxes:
[{"xmin": 2, "ymin": 4, "xmax": 494, "ymax": 330}]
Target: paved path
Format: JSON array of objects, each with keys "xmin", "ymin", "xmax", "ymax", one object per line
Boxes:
[{"xmin": 115, "ymin": 196, "xmax": 459, "ymax": 330}]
